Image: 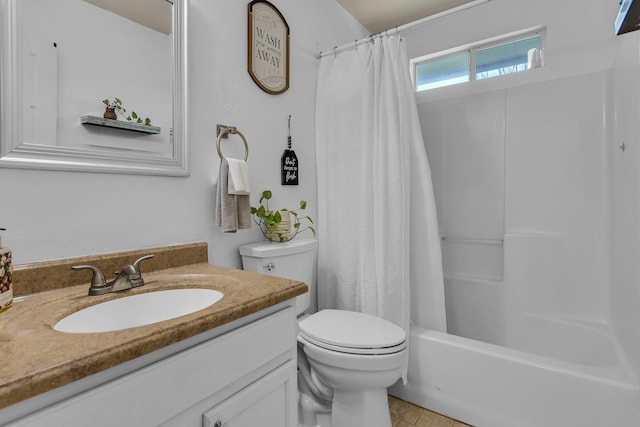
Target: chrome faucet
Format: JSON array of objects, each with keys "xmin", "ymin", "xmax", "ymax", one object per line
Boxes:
[{"xmin": 72, "ymin": 254, "xmax": 155, "ymax": 296}]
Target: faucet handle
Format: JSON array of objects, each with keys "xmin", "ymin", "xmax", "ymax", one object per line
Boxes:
[
  {"xmin": 132, "ymin": 254, "xmax": 154, "ymax": 273},
  {"xmin": 71, "ymin": 264, "xmax": 107, "ymax": 294},
  {"xmin": 114, "ymin": 254, "xmax": 155, "ymax": 288},
  {"xmin": 115, "ymin": 254, "xmax": 155, "ymax": 276}
]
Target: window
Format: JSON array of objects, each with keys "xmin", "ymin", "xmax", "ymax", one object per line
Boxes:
[
  {"xmin": 416, "ymin": 52, "xmax": 469, "ymax": 91},
  {"xmin": 412, "ymin": 27, "xmax": 545, "ymax": 91}
]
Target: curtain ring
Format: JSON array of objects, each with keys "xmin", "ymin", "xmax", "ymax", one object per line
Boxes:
[
  {"xmin": 333, "ymin": 46, "xmax": 338, "ymax": 57},
  {"xmin": 355, "ymin": 39, "xmax": 358, "ymax": 52}
]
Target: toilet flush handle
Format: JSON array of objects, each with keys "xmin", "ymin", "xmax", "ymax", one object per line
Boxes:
[{"xmin": 263, "ymin": 262, "xmax": 275, "ymax": 272}]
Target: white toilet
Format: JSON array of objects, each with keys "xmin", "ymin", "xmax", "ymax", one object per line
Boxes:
[{"xmin": 240, "ymin": 239, "xmax": 407, "ymax": 427}]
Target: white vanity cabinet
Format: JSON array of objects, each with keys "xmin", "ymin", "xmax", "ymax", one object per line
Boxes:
[{"xmin": 6, "ymin": 305, "xmax": 298, "ymax": 427}]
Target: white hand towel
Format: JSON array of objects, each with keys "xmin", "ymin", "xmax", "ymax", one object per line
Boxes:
[{"xmin": 227, "ymin": 158, "xmax": 251, "ymax": 195}]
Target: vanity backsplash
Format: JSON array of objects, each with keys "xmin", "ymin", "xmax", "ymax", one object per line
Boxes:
[{"xmin": 12, "ymin": 242, "xmax": 208, "ymax": 297}]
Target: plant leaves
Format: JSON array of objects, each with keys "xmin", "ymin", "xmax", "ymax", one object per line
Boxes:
[{"xmin": 250, "ymin": 189, "xmax": 315, "ymax": 241}]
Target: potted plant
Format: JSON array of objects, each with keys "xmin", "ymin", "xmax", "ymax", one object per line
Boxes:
[{"xmin": 250, "ymin": 190, "xmax": 315, "ymax": 242}]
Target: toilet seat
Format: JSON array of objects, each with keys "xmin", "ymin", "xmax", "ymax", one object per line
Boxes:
[{"xmin": 298, "ymin": 309, "xmax": 407, "ymax": 355}]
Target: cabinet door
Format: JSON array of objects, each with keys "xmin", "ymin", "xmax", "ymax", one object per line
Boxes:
[{"xmin": 202, "ymin": 360, "xmax": 297, "ymax": 427}]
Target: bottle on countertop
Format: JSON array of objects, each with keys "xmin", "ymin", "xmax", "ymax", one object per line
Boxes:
[{"xmin": 0, "ymin": 228, "xmax": 13, "ymax": 313}]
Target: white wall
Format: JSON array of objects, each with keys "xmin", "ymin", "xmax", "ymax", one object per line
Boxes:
[
  {"xmin": 2, "ymin": 0, "xmax": 365, "ymax": 267},
  {"xmin": 404, "ymin": 0, "xmax": 619, "ymax": 91},
  {"xmin": 611, "ymin": 34, "xmax": 640, "ymax": 379}
]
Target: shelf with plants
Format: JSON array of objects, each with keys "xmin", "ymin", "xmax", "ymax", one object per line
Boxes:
[
  {"xmin": 81, "ymin": 97, "xmax": 160, "ymax": 134},
  {"xmin": 80, "ymin": 115, "xmax": 161, "ymax": 134}
]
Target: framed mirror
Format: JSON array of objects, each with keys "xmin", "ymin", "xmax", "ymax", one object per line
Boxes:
[{"xmin": 0, "ymin": 0, "xmax": 188, "ymax": 176}]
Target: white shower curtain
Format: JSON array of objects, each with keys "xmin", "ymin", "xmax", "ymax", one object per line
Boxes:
[{"xmin": 315, "ymin": 35, "xmax": 446, "ymax": 334}]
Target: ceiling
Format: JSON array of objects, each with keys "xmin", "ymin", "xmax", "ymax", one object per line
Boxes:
[
  {"xmin": 336, "ymin": 0, "xmax": 475, "ymax": 33},
  {"xmin": 82, "ymin": 0, "xmax": 475, "ymax": 38},
  {"xmin": 82, "ymin": 0, "xmax": 172, "ymax": 35}
]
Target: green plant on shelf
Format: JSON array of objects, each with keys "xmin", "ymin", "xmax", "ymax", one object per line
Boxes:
[{"xmin": 102, "ymin": 98, "xmax": 152, "ymax": 126}]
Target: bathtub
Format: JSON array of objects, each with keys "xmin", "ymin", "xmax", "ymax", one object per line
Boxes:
[
  {"xmin": 389, "ymin": 323, "xmax": 640, "ymax": 426},
  {"xmin": 390, "ymin": 231, "xmax": 640, "ymax": 425}
]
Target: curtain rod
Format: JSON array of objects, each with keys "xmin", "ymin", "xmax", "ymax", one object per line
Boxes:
[{"xmin": 317, "ymin": 0, "xmax": 492, "ymax": 59}]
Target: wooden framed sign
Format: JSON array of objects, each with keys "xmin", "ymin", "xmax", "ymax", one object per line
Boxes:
[{"xmin": 248, "ymin": 0, "xmax": 290, "ymax": 94}]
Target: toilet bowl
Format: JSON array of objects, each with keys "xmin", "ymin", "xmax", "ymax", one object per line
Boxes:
[
  {"xmin": 239, "ymin": 239, "xmax": 407, "ymax": 427},
  {"xmin": 298, "ymin": 309, "xmax": 407, "ymax": 427}
]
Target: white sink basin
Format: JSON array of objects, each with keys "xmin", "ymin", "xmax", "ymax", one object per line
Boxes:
[{"xmin": 54, "ymin": 288, "xmax": 224, "ymax": 333}]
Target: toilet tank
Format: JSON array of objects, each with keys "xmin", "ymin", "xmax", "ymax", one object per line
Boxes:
[{"xmin": 239, "ymin": 239, "xmax": 317, "ymax": 315}]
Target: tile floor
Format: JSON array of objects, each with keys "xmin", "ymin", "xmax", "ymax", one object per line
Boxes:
[{"xmin": 389, "ymin": 395, "xmax": 473, "ymax": 427}]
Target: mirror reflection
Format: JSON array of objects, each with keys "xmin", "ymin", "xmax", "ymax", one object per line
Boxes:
[{"xmin": 0, "ymin": 0, "xmax": 187, "ymax": 176}]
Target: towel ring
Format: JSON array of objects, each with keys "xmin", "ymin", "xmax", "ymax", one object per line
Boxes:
[{"xmin": 216, "ymin": 126, "xmax": 249, "ymax": 161}]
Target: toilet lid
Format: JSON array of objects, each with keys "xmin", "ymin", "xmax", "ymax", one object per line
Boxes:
[{"xmin": 298, "ymin": 309, "xmax": 406, "ymax": 355}]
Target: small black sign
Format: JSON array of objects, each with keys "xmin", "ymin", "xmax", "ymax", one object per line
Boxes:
[{"xmin": 281, "ymin": 149, "xmax": 298, "ymax": 185}]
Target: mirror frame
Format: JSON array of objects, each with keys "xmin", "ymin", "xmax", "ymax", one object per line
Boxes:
[{"xmin": 0, "ymin": 0, "xmax": 189, "ymax": 176}]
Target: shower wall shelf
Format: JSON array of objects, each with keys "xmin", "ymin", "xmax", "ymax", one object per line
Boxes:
[{"xmin": 80, "ymin": 115, "xmax": 161, "ymax": 134}]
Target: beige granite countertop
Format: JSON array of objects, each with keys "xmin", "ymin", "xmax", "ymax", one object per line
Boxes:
[{"xmin": 0, "ymin": 242, "xmax": 307, "ymax": 410}]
